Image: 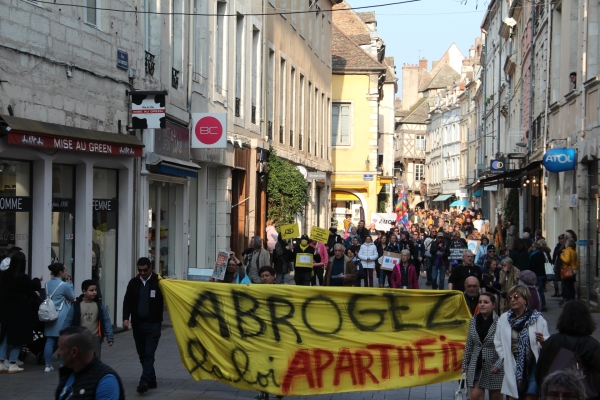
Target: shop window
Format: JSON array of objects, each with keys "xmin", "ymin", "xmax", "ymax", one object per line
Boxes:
[
  {"xmin": 51, "ymin": 165, "xmax": 75, "ymax": 277},
  {"xmin": 0, "ymin": 160, "xmax": 31, "ymax": 265},
  {"xmin": 92, "ymin": 168, "xmax": 118, "ymax": 319}
]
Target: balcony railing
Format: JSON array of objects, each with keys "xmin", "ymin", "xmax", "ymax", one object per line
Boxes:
[
  {"xmin": 145, "ymin": 51, "xmax": 155, "ymax": 76},
  {"xmin": 279, "ymin": 125, "xmax": 284, "ymax": 144},
  {"xmin": 171, "ymin": 68, "xmax": 179, "ymax": 89},
  {"xmin": 251, "ymin": 105, "xmax": 256, "ymax": 124},
  {"xmin": 235, "ymin": 98, "xmax": 241, "ymax": 118},
  {"xmin": 267, "ymin": 121, "xmax": 273, "ymax": 141}
]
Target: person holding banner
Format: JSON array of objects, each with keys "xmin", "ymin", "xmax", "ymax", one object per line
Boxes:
[
  {"xmin": 324, "ymin": 244, "xmax": 357, "ymax": 287},
  {"xmin": 358, "ymin": 235, "xmax": 377, "ymax": 287},
  {"xmin": 292, "ymin": 235, "xmax": 315, "ymax": 286},
  {"xmin": 390, "ymin": 250, "xmax": 419, "ymax": 289},
  {"xmin": 462, "ymin": 293, "xmax": 503, "ymax": 400}
]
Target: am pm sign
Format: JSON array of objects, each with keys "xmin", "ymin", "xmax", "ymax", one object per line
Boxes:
[{"xmin": 191, "ymin": 113, "xmax": 227, "ymax": 149}]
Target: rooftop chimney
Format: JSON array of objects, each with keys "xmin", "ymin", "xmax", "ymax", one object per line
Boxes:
[{"xmin": 419, "ymin": 58, "xmax": 428, "ymax": 71}]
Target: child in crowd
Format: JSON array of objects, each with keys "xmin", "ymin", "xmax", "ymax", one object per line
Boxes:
[{"xmin": 62, "ymin": 280, "xmax": 114, "ymax": 359}]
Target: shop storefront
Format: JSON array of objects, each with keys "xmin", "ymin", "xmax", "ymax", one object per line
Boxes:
[
  {"xmin": 138, "ymin": 120, "xmax": 199, "ymax": 281},
  {"xmin": 0, "ymin": 114, "xmax": 143, "ymax": 321}
]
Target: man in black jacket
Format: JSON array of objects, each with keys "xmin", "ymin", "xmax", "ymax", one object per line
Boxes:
[
  {"xmin": 123, "ymin": 257, "xmax": 164, "ymax": 394},
  {"xmin": 448, "ymin": 250, "xmax": 483, "ymax": 293},
  {"xmin": 56, "ymin": 326, "xmax": 125, "ymax": 400}
]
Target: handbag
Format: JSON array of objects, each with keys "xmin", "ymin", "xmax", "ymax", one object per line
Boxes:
[
  {"xmin": 544, "ymin": 252, "xmax": 555, "ymax": 280},
  {"xmin": 561, "ymin": 265, "xmax": 574, "ymax": 280},
  {"xmin": 38, "ymin": 282, "xmax": 64, "ymax": 322},
  {"xmin": 547, "ymin": 343, "xmax": 600, "ymax": 398},
  {"xmin": 454, "ymin": 373, "xmax": 467, "ymax": 400}
]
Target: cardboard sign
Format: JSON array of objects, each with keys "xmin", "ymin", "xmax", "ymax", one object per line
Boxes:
[
  {"xmin": 380, "ymin": 251, "xmax": 402, "ymax": 271},
  {"xmin": 449, "ymin": 248, "xmax": 467, "ymax": 260},
  {"xmin": 295, "ymin": 253, "xmax": 313, "ymax": 268},
  {"xmin": 280, "ymin": 223, "xmax": 299, "ymax": 240},
  {"xmin": 467, "ymin": 240, "xmax": 480, "ymax": 254},
  {"xmin": 310, "ymin": 226, "xmax": 329, "ymax": 243}
]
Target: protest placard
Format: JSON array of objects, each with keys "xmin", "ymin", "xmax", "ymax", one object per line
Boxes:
[{"xmin": 211, "ymin": 250, "xmax": 230, "ymax": 280}]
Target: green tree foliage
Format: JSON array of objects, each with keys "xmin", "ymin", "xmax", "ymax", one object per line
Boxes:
[
  {"xmin": 267, "ymin": 148, "xmax": 309, "ymax": 225},
  {"xmin": 503, "ymin": 188, "xmax": 520, "ymax": 227}
]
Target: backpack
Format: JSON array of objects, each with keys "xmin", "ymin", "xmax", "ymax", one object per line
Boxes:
[
  {"xmin": 355, "ymin": 259, "xmax": 364, "ymax": 279},
  {"xmin": 38, "ymin": 282, "xmax": 65, "ymax": 322}
]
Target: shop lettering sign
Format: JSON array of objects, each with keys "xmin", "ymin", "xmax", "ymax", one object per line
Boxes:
[
  {"xmin": 52, "ymin": 198, "xmax": 75, "ymax": 212},
  {"xmin": 154, "ymin": 121, "xmax": 190, "ymax": 162},
  {"xmin": 0, "ymin": 196, "xmax": 32, "ymax": 211},
  {"xmin": 8, "ymin": 133, "xmax": 143, "ymax": 157},
  {"xmin": 542, "ymin": 148, "xmax": 576, "ymax": 173},
  {"xmin": 93, "ymin": 199, "xmax": 118, "ymax": 213}
]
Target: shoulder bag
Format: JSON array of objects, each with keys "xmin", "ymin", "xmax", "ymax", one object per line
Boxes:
[
  {"xmin": 454, "ymin": 373, "xmax": 467, "ymax": 400},
  {"xmin": 547, "ymin": 340, "xmax": 599, "ymax": 399},
  {"xmin": 38, "ymin": 282, "xmax": 65, "ymax": 322},
  {"xmin": 544, "ymin": 252, "xmax": 555, "ymax": 280}
]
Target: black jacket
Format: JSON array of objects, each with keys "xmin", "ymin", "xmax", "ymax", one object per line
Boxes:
[
  {"xmin": 430, "ymin": 238, "xmax": 450, "ymax": 267},
  {"xmin": 122, "ymin": 273, "xmax": 164, "ymax": 324},
  {"xmin": 55, "ymin": 357, "xmax": 125, "ymax": 400},
  {"xmin": 448, "ymin": 264, "xmax": 482, "ymax": 293},
  {"xmin": 535, "ymin": 332, "xmax": 600, "ymax": 395},
  {"xmin": 326, "ymin": 234, "xmax": 343, "ymax": 257}
]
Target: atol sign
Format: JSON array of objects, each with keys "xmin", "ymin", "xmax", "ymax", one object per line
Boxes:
[
  {"xmin": 542, "ymin": 148, "xmax": 576, "ymax": 172},
  {"xmin": 191, "ymin": 113, "xmax": 227, "ymax": 149}
]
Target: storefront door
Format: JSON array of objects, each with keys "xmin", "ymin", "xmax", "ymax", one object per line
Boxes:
[
  {"xmin": 0, "ymin": 160, "xmax": 31, "ymax": 263},
  {"xmin": 51, "ymin": 165, "xmax": 75, "ymax": 276}
]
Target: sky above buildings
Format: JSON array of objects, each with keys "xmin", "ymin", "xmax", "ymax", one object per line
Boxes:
[{"xmin": 344, "ymin": 0, "xmax": 485, "ymax": 97}]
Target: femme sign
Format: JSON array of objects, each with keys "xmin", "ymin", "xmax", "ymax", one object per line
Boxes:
[
  {"xmin": 191, "ymin": 113, "xmax": 227, "ymax": 148},
  {"xmin": 542, "ymin": 148, "xmax": 576, "ymax": 173}
]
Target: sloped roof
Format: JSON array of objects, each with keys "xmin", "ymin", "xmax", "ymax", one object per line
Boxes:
[
  {"xmin": 332, "ymin": 25, "xmax": 385, "ymax": 71},
  {"xmin": 398, "ymin": 98, "xmax": 430, "ymax": 124},
  {"xmin": 384, "ymin": 57, "xmax": 397, "ymax": 83},
  {"xmin": 357, "ymin": 12, "xmax": 376, "ymax": 23},
  {"xmin": 332, "ymin": 1, "xmax": 371, "ymax": 36},
  {"xmin": 425, "ymin": 64, "xmax": 461, "ymax": 90},
  {"xmin": 347, "ymin": 33, "xmax": 371, "ymax": 45}
]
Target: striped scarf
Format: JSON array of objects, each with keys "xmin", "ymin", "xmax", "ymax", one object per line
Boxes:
[{"xmin": 507, "ymin": 308, "xmax": 541, "ymax": 385}]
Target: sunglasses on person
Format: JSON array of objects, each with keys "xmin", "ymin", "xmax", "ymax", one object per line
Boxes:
[
  {"xmin": 508, "ymin": 294, "xmax": 522, "ymax": 300},
  {"xmin": 138, "ymin": 267, "xmax": 150, "ymax": 273}
]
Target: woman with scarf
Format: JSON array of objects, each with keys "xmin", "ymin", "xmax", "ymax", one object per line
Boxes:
[
  {"xmin": 499, "ymin": 258, "xmax": 520, "ymax": 313},
  {"xmin": 463, "ymin": 293, "xmax": 503, "ymax": 400},
  {"xmin": 493, "ymin": 285, "xmax": 549, "ymax": 400}
]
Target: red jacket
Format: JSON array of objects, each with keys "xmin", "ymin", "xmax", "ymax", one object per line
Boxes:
[{"xmin": 390, "ymin": 263, "xmax": 419, "ymax": 289}]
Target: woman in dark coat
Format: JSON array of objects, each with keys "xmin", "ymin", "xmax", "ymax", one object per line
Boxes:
[
  {"xmin": 0, "ymin": 252, "xmax": 41, "ymax": 373},
  {"xmin": 535, "ymin": 300, "xmax": 600, "ymax": 400},
  {"xmin": 272, "ymin": 233, "xmax": 292, "ymax": 284},
  {"xmin": 462, "ymin": 293, "xmax": 503, "ymax": 400}
]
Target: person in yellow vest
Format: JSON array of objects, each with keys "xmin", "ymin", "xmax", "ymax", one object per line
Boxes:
[{"xmin": 292, "ymin": 235, "xmax": 315, "ymax": 286}]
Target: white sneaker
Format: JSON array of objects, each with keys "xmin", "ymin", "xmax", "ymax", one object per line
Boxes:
[
  {"xmin": 44, "ymin": 366, "xmax": 54, "ymax": 373},
  {"xmin": 0, "ymin": 363, "xmax": 7, "ymax": 373},
  {"xmin": 7, "ymin": 363, "xmax": 24, "ymax": 373},
  {"xmin": 4, "ymin": 359, "xmax": 23, "ymax": 367}
]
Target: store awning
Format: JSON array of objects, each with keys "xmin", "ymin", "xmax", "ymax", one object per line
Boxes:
[
  {"xmin": 432, "ymin": 194, "xmax": 453, "ymax": 202},
  {"xmin": 0, "ymin": 114, "xmax": 144, "ymax": 156},
  {"xmin": 377, "ymin": 176, "xmax": 393, "ymax": 193},
  {"xmin": 474, "ymin": 160, "xmax": 542, "ymax": 191},
  {"xmin": 146, "ymin": 152, "xmax": 200, "ymax": 178},
  {"xmin": 331, "ymin": 191, "xmax": 360, "ymax": 201}
]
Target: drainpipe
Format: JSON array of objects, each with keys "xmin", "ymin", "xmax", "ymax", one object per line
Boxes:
[
  {"xmin": 186, "ymin": 3, "xmax": 194, "ymax": 115},
  {"xmin": 528, "ymin": 5, "xmax": 535, "ymax": 157},
  {"xmin": 543, "ymin": 0, "xmax": 552, "ymax": 152},
  {"xmin": 496, "ymin": 0, "xmax": 503, "ymax": 159},
  {"xmin": 581, "ymin": 0, "xmax": 590, "ymax": 306}
]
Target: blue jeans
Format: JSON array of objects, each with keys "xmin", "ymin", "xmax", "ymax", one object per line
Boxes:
[
  {"xmin": 425, "ymin": 257, "xmax": 432, "ymax": 282},
  {"xmin": 44, "ymin": 336, "xmax": 60, "ymax": 367},
  {"xmin": 132, "ymin": 322, "xmax": 162, "ymax": 385},
  {"xmin": 537, "ymin": 276, "xmax": 547, "ymax": 307},
  {"xmin": 0, "ymin": 336, "xmax": 21, "ymax": 363},
  {"xmin": 379, "ymin": 269, "xmax": 392, "ymax": 287},
  {"xmin": 431, "ymin": 264, "xmax": 446, "ymax": 290}
]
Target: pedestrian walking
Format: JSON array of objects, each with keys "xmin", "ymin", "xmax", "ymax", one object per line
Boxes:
[
  {"xmin": 44, "ymin": 263, "xmax": 76, "ymax": 372},
  {"xmin": 559, "ymin": 238, "xmax": 578, "ymax": 306},
  {"xmin": 122, "ymin": 257, "xmax": 164, "ymax": 394},
  {"xmin": 55, "ymin": 326, "xmax": 125, "ymax": 400},
  {"xmin": 493, "ymin": 285, "xmax": 549, "ymax": 400},
  {"xmin": 498, "ymin": 258, "xmax": 520, "ymax": 313},
  {"xmin": 62, "ymin": 280, "xmax": 114, "ymax": 360},
  {"xmin": 0, "ymin": 252, "xmax": 42, "ymax": 373},
  {"xmin": 462, "ymin": 292, "xmax": 503, "ymax": 400},
  {"xmin": 430, "ymin": 232, "xmax": 449, "ymax": 290},
  {"xmin": 448, "ymin": 250, "xmax": 482, "ymax": 293},
  {"xmin": 550, "ymin": 234, "xmax": 565, "ymax": 298}
]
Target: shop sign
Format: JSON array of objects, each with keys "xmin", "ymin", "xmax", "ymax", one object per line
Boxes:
[
  {"xmin": 0, "ymin": 196, "xmax": 32, "ymax": 211},
  {"xmin": 490, "ymin": 160, "xmax": 505, "ymax": 174},
  {"xmin": 154, "ymin": 121, "xmax": 190, "ymax": 162},
  {"xmin": 191, "ymin": 113, "xmax": 227, "ymax": 149},
  {"xmin": 8, "ymin": 133, "xmax": 142, "ymax": 156},
  {"xmin": 131, "ymin": 93, "xmax": 166, "ymax": 129},
  {"xmin": 542, "ymin": 148, "xmax": 576, "ymax": 172},
  {"xmin": 52, "ymin": 198, "xmax": 75, "ymax": 212},
  {"xmin": 93, "ymin": 198, "xmax": 118, "ymax": 213},
  {"xmin": 306, "ymin": 171, "xmax": 326, "ymax": 180}
]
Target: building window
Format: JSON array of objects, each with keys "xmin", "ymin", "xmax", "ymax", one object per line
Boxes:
[
  {"xmin": 84, "ymin": 0, "xmax": 99, "ymax": 26},
  {"xmin": 144, "ymin": 0, "xmax": 160, "ymax": 77},
  {"xmin": 416, "ymin": 135, "xmax": 425, "ymax": 150},
  {"xmin": 251, "ymin": 26, "xmax": 261, "ymax": 124},
  {"xmin": 290, "ymin": 66, "xmax": 296, "ymax": 147},
  {"xmin": 193, "ymin": 0, "xmax": 208, "ymax": 91},
  {"xmin": 215, "ymin": 1, "xmax": 227, "ymax": 94},
  {"xmin": 314, "ymin": 88, "xmax": 318, "ymax": 155},
  {"xmin": 308, "ymin": 81, "xmax": 312, "ymax": 153},
  {"xmin": 0, "ymin": 160, "xmax": 31, "ymax": 265},
  {"xmin": 51, "ymin": 165, "xmax": 75, "ymax": 278},
  {"xmin": 299, "ymin": 74, "xmax": 305, "ymax": 150},
  {"xmin": 235, "ymin": 12, "xmax": 244, "ymax": 117},
  {"xmin": 331, "ymin": 103, "xmax": 351, "ymax": 145},
  {"xmin": 415, "ymin": 164, "xmax": 424, "ymax": 181},
  {"xmin": 268, "ymin": 48, "xmax": 275, "ymax": 140},
  {"xmin": 279, "ymin": 57, "xmax": 286, "ymax": 144}
]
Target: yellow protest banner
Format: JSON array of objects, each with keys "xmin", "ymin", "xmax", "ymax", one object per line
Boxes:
[
  {"xmin": 159, "ymin": 280, "xmax": 471, "ymax": 396},
  {"xmin": 310, "ymin": 226, "xmax": 329, "ymax": 243},
  {"xmin": 279, "ymin": 223, "xmax": 299, "ymax": 240}
]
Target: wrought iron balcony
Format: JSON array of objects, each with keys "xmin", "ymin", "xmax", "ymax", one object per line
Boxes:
[
  {"xmin": 267, "ymin": 121, "xmax": 273, "ymax": 141},
  {"xmin": 145, "ymin": 51, "xmax": 155, "ymax": 76},
  {"xmin": 235, "ymin": 98, "xmax": 241, "ymax": 118},
  {"xmin": 251, "ymin": 105, "xmax": 256, "ymax": 124}
]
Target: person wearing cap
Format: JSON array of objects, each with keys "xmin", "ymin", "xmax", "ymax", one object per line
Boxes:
[
  {"xmin": 477, "ymin": 244, "xmax": 499, "ymax": 274},
  {"xmin": 292, "ymin": 235, "xmax": 315, "ymax": 286},
  {"xmin": 430, "ymin": 232, "xmax": 450, "ymax": 290}
]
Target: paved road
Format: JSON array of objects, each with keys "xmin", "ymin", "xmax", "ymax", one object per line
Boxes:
[{"xmin": 3, "ymin": 275, "xmax": 599, "ymax": 399}]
